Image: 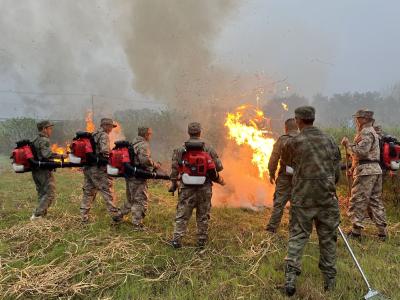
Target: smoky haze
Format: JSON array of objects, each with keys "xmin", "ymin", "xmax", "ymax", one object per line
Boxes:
[{"xmin": 0, "ymin": 0, "xmax": 399, "ymax": 123}]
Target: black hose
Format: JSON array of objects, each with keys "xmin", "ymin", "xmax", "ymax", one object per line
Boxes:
[{"xmin": 123, "ymin": 163, "xmax": 170, "ymax": 180}]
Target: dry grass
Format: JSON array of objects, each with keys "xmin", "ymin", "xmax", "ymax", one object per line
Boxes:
[{"xmin": 0, "ymin": 165, "xmax": 399, "ymax": 299}]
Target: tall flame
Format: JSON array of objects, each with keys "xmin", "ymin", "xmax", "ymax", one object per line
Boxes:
[
  {"xmin": 225, "ymin": 105, "xmax": 275, "ymax": 179},
  {"xmin": 281, "ymin": 102, "xmax": 289, "ymax": 111},
  {"xmin": 86, "ymin": 111, "xmax": 95, "ymax": 133}
]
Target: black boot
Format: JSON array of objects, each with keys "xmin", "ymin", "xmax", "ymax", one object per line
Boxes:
[
  {"xmin": 197, "ymin": 238, "xmax": 207, "ymax": 249},
  {"xmin": 170, "ymin": 239, "xmax": 182, "ymax": 249},
  {"xmin": 284, "ymin": 266, "xmax": 299, "ymax": 297},
  {"xmin": 323, "ymin": 276, "xmax": 336, "ymax": 292}
]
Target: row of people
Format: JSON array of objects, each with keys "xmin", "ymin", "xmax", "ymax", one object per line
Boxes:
[{"xmin": 29, "ymin": 119, "xmax": 224, "ymax": 249}]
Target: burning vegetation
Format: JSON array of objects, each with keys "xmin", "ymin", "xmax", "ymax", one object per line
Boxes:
[{"xmin": 225, "ymin": 105, "xmax": 276, "ymax": 179}]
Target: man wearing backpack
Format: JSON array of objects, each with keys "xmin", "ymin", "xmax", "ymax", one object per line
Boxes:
[
  {"xmin": 341, "ymin": 109, "xmax": 388, "ymax": 240},
  {"xmin": 266, "ymin": 118, "xmax": 298, "ymax": 233},
  {"xmin": 169, "ymin": 122, "xmax": 225, "ymax": 249},
  {"xmin": 30, "ymin": 120, "xmax": 65, "ymax": 220},
  {"xmin": 80, "ymin": 118, "xmax": 122, "ymax": 223},
  {"xmin": 120, "ymin": 127, "xmax": 160, "ymax": 230}
]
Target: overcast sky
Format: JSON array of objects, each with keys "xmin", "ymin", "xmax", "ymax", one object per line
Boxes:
[
  {"xmin": 0, "ymin": 0, "xmax": 399, "ymax": 118},
  {"xmin": 215, "ymin": 0, "xmax": 400, "ymax": 96}
]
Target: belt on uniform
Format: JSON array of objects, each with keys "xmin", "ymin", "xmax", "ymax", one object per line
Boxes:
[{"xmin": 358, "ymin": 160, "xmax": 380, "ymax": 165}]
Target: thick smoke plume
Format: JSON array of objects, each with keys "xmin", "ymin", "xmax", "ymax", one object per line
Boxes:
[{"xmin": 116, "ymin": 0, "xmax": 241, "ymax": 116}]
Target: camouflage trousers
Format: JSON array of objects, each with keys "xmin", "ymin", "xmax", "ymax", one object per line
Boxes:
[
  {"xmin": 266, "ymin": 174, "xmax": 292, "ymax": 231},
  {"xmin": 81, "ymin": 166, "xmax": 120, "ymax": 219},
  {"xmin": 285, "ymin": 202, "xmax": 340, "ymax": 278},
  {"xmin": 121, "ymin": 177, "xmax": 149, "ymax": 226},
  {"xmin": 32, "ymin": 169, "xmax": 55, "ymax": 217},
  {"xmin": 173, "ymin": 185, "xmax": 212, "ymax": 242},
  {"xmin": 348, "ymin": 174, "xmax": 387, "ymax": 233}
]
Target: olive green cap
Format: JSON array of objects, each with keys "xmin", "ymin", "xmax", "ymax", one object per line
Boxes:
[{"xmin": 294, "ymin": 106, "xmax": 315, "ymax": 120}]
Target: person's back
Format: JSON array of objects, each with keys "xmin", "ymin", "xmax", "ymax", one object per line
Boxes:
[
  {"xmin": 121, "ymin": 127, "xmax": 159, "ymax": 230},
  {"xmin": 169, "ymin": 122, "xmax": 224, "ymax": 249},
  {"xmin": 289, "ymin": 126, "xmax": 340, "ymax": 208},
  {"xmin": 266, "ymin": 118, "xmax": 298, "ymax": 233},
  {"xmin": 283, "ymin": 106, "xmax": 340, "ymax": 297}
]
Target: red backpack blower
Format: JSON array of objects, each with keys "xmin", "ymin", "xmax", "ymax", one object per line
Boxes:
[
  {"xmin": 68, "ymin": 131, "xmax": 97, "ymax": 165},
  {"xmin": 107, "ymin": 140, "xmax": 170, "ymax": 180},
  {"xmin": 11, "ymin": 140, "xmax": 74, "ymax": 173},
  {"xmin": 178, "ymin": 141, "xmax": 222, "ymax": 185},
  {"xmin": 381, "ymin": 135, "xmax": 400, "ymax": 171}
]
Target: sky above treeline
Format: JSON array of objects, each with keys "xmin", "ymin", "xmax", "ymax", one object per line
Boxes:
[{"xmin": 0, "ymin": 0, "xmax": 399, "ymax": 119}]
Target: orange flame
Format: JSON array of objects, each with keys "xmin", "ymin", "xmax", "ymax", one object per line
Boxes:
[
  {"xmin": 86, "ymin": 111, "xmax": 95, "ymax": 133},
  {"xmin": 225, "ymin": 105, "xmax": 275, "ymax": 179},
  {"xmin": 51, "ymin": 143, "xmax": 69, "ymax": 162},
  {"xmin": 281, "ymin": 102, "xmax": 289, "ymax": 111}
]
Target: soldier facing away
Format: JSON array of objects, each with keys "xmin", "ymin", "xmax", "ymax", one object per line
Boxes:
[
  {"xmin": 121, "ymin": 127, "xmax": 160, "ymax": 230},
  {"xmin": 266, "ymin": 118, "xmax": 298, "ymax": 233},
  {"xmin": 341, "ymin": 109, "xmax": 387, "ymax": 239},
  {"xmin": 283, "ymin": 106, "xmax": 341, "ymax": 296},
  {"xmin": 169, "ymin": 122, "xmax": 225, "ymax": 249},
  {"xmin": 30, "ymin": 120, "xmax": 65, "ymax": 220},
  {"xmin": 80, "ymin": 118, "xmax": 122, "ymax": 223}
]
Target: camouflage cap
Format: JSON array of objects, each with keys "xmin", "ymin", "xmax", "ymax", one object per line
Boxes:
[
  {"xmin": 37, "ymin": 120, "xmax": 54, "ymax": 131},
  {"xmin": 352, "ymin": 109, "xmax": 374, "ymax": 119},
  {"xmin": 188, "ymin": 122, "xmax": 202, "ymax": 135},
  {"xmin": 294, "ymin": 106, "xmax": 315, "ymax": 120},
  {"xmin": 100, "ymin": 118, "xmax": 117, "ymax": 128}
]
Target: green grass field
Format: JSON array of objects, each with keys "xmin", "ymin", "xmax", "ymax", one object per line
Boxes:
[{"xmin": 0, "ymin": 157, "xmax": 399, "ymax": 299}]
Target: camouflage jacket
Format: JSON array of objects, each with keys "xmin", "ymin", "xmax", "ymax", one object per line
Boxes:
[
  {"xmin": 268, "ymin": 130, "xmax": 298, "ymax": 177},
  {"xmin": 32, "ymin": 133, "xmax": 56, "ymax": 161},
  {"xmin": 92, "ymin": 128, "xmax": 110, "ymax": 158},
  {"xmin": 285, "ymin": 126, "xmax": 341, "ymax": 207},
  {"xmin": 132, "ymin": 136, "xmax": 156, "ymax": 172},
  {"xmin": 170, "ymin": 137, "xmax": 223, "ymax": 182},
  {"xmin": 347, "ymin": 124, "xmax": 382, "ymax": 176}
]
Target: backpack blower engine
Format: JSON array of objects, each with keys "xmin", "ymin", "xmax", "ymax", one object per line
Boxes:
[
  {"xmin": 178, "ymin": 141, "xmax": 223, "ymax": 185},
  {"xmin": 382, "ymin": 135, "xmax": 400, "ymax": 171},
  {"xmin": 11, "ymin": 140, "xmax": 76, "ymax": 173},
  {"xmin": 68, "ymin": 131, "xmax": 98, "ymax": 165},
  {"xmin": 107, "ymin": 140, "xmax": 170, "ymax": 180}
]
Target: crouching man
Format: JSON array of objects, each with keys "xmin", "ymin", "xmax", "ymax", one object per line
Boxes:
[{"xmin": 169, "ymin": 122, "xmax": 225, "ymax": 249}]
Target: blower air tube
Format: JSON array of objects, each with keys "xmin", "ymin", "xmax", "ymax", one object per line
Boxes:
[
  {"xmin": 28, "ymin": 158, "xmax": 81, "ymax": 169},
  {"xmin": 123, "ymin": 163, "xmax": 170, "ymax": 180}
]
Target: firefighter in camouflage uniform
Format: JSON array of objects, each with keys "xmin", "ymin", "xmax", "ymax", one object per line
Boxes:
[
  {"xmin": 266, "ymin": 118, "xmax": 298, "ymax": 233},
  {"xmin": 283, "ymin": 106, "xmax": 341, "ymax": 296},
  {"xmin": 80, "ymin": 118, "xmax": 122, "ymax": 223},
  {"xmin": 169, "ymin": 122, "xmax": 224, "ymax": 249},
  {"xmin": 30, "ymin": 120, "xmax": 65, "ymax": 220},
  {"xmin": 121, "ymin": 127, "xmax": 160, "ymax": 230}
]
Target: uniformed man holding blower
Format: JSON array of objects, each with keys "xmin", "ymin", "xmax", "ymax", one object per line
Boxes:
[
  {"xmin": 341, "ymin": 109, "xmax": 388, "ymax": 240},
  {"xmin": 169, "ymin": 122, "xmax": 225, "ymax": 249},
  {"xmin": 80, "ymin": 118, "xmax": 123, "ymax": 223},
  {"xmin": 30, "ymin": 120, "xmax": 65, "ymax": 220}
]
